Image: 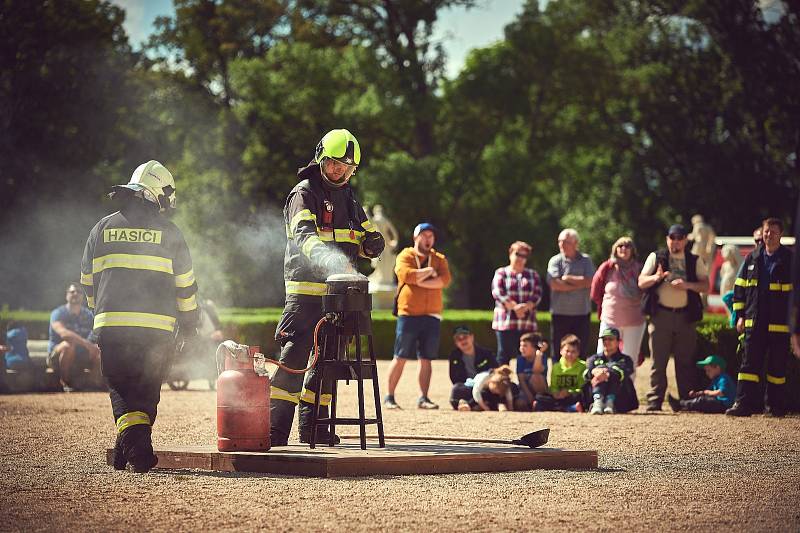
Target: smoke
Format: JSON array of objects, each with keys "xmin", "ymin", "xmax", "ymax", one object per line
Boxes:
[
  {"xmin": 183, "ymin": 207, "xmax": 288, "ymax": 308},
  {"xmin": 0, "ymin": 199, "xmax": 105, "ymax": 312}
]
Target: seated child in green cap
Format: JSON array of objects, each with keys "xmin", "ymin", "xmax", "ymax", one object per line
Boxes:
[{"xmin": 668, "ymin": 355, "xmax": 735, "ymax": 413}]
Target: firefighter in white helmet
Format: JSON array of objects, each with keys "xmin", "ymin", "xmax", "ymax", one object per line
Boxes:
[
  {"xmin": 80, "ymin": 160, "xmax": 199, "ymax": 472},
  {"xmin": 271, "ymin": 129, "xmax": 385, "ymax": 446}
]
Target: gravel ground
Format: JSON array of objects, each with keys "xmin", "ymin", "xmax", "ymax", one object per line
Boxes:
[{"xmin": 2, "ymin": 359, "xmax": 799, "ymax": 532}]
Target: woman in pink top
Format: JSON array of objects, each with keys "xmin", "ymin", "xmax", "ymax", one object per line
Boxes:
[{"xmin": 590, "ymin": 236, "xmax": 645, "ymax": 375}]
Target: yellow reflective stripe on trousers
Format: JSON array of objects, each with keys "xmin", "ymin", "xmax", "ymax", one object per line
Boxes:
[
  {"xmin": 738, "ymin": 372, "xmax": 759, "ymax": 383},
  {"xmin": 732, "ymin": 302, "xmax": 745, "ymax": 310},
  {"xmin": 768, "ymin": 283, "xmax": 792, "ymax": 291},
  {"xmin": 174, "ymin": 269, "xmax": 195, "ymax": 288},
  {"xmin": 94, "ymin": 312, "xmax": 176, "ymax": 332},
  {"xmin": 271, "ymin": 386, "xmax": 301, "ymax": 404},
  {"xmin": 766, "ymin": 374, "xmax": 786, "ymax": 385},
  {"xmin": 87, "ymin": 296, "xmax": 95, "ymax": 309},
  {"xmin": 93, "ymin": 254, "xmax": 173, "ymax": 275},
  {"xmin": 735, "ymin": 278, "xmax": 757, "ymax": 287},
  {"xmin": 744, "ymin": 319, "xmax": 754, "ymax": 328},
  {"xmin": 289, "ymin": 209, "xmax": 317, "ymax": 234},
  {"xmin": 361, "ymin": 220, "xmax": 376, "ymax": 232},
  {"xmin": 300, "ymin": 388, "xmax": 332, "ymax": 406},
  {"xmin": 768, "ymin": 324, "xmax": 789, "ymax": 333},
  {"xmin": 176, "ymin": 294, "xmax": 198, "ymax": 312},
  {"xmin": 301, "ymin": 235, "xmax": 324, "ymax": 258},
  {"xmin": 116, "ymin": 411, "xmax": 151, "ymax": 433},
  {"xmin": 285, "ymin": 281, "xmax": 326, "ymax": 296},
  {"xmin": 334, "ymin": 228, "xmax": 364, "ymax": 244},
  {"xmin": 80, "ymin": 272, "xmax": 93, "ymax": 286}
]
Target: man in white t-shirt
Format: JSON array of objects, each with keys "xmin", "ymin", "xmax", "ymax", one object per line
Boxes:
[{"xmin": 638, "ymin": 223, "xmax": 708, "ymax": 411}]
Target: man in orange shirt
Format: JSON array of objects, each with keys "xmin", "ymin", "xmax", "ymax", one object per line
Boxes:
[{"xmin": 384, "ymin": 223, "xmax": 451, "ymax": 409}]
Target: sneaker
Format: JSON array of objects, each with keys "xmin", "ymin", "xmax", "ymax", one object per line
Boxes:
[
  {"xmin": 603, "ymin": 397, "xmax": 615, "ymax": 414},
  {"xmin": 725, "ymin": 402, "xmax": 755, "ymax": 417},
  {"xmin": 383, "ymin": 395, "xmax": 401, "ymax": 410},
  {"xmin": 645, "ymin": 401, "xmax": 662, "ymax": 412},
  {"xmin": 667, "ymin": 395, "xmax": 682, "ymax": 413},
  {"xmin": 457, "ymin": 399, "xmax": 471, "ymax": 412},
  {"xmin": 417, "ymin": 397, "xmax": 439, "ymax": 410},
  {"xmin": 590, "ymin": 399, "xmax": 604, "ymax": 415}
]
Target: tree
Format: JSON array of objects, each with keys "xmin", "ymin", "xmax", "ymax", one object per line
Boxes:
[{"xmin": 0, "ymin": 0, "xmax": 140, "ymax": 308}]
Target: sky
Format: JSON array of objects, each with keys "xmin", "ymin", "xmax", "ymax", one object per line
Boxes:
[{"xmin": 110, "ymin": 0, "xmax": 526, "ymax": 78}]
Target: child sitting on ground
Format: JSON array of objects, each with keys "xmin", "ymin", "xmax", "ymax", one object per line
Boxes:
[
  {"xmin": 472, "ymin": 365, "xmax": 517, "ymax": 411},
  {"xmin": 668, "ymin": 355, "xmax": 735, "ymax": 413},
  {"xmin": 535, "ymin": 334, "xmax": 586, "ymax": 412},
  {"xmin": 585, "ymin": 327, "xmax": 637, "ymax": 414},
  {"xmin": 515, "ymin": 333, "xmax": 548, "ymax": 411}
]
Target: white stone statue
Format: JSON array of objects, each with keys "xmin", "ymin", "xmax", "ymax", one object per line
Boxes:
[
  {"xmin": 719, "ymin": 244, "xmax": 741, "ymax": 296},
  {"xmin": 689, "ymin": 214, "xmax": 717, "ymax": 266},
  {"xmin": 367, "ymin": 205, "xmax": 399, "ymax": 288}
]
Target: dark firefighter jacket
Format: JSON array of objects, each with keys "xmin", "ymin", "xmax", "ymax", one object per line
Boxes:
[
  {"xmin": 733, "ymin": 244, "xmax": 793, "ymax": 334},
  {"xmin": 80, "ymin": 199, "xmax": 199, "ymax": 345},
  {"xmin": 449, "ymin": 345, "xmax": 498, "ymax": 384},
  {"xmin": 283, "ymin": 162, "xmax": 379, "ymax": 301}
]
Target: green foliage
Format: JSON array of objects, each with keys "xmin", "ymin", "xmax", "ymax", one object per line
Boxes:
[{"xmin": 2, "ymin": 0, "xmax": 799, "ymax": 312}]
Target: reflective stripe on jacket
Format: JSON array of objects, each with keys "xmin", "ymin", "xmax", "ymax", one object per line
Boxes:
[
  {"xmin": 80, "ymin": 201, "xmax": 199, "ymax": 342},
  {"xmin": 733, "ymin": 244, "xmax": 793, "ymax": 334},
  {"xmin": 283, "ymin": 163, "xmax": 379, "ymax": 300}
]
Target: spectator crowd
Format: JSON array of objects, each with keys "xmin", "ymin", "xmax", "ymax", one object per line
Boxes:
[
  {"xmin": 2, "ymin": 216, "xmax": 799, "ymax": 420},
  {"xmin": 385, "ymin": 216, "xmax": 799, "ymax": 417}
]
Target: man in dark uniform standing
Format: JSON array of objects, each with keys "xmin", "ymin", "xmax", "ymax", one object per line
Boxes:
[
  {"xmin": 727, "ymin": 217, "xmax": 793, "ymax": 417},
  {"xmin": 81, "ymin": 160, "xmax": 199, "ymax": 472},
  {"xmin": 792, "ymin": 196, "xmax": 800, "ymax": 359},
  {"xmin": 270, "ymin": 129, "xmax": 384, "ymax": 446}
]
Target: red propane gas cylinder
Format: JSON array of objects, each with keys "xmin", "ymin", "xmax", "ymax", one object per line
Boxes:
[{"xmin": 217, "ymin": 345, "xmax": 271, "ymax": 451}]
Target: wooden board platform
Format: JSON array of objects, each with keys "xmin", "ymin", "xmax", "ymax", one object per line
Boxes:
[{"xmin": 106, "ymin": 442, "xmax": 598, "ymax": 477}]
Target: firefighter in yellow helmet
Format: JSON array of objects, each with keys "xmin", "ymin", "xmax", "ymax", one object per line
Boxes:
[
  {"xmin": 271, "ymin": 129, "xmax": 385, "ymax": 446},
  {"xmin": 80, "ymin": 160, "xmax": 199, "ymax": 472}
]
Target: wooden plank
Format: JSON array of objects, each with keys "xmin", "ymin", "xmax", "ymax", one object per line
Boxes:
[{"xmin": 107, "ymin": 444, "xmax": 598, "ymax": 477}]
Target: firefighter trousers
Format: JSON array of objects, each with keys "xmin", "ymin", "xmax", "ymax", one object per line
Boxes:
[
  {"xmin": 736, "ymin": 326, "xmax": 789, "ymax": 412},
  {"xmin": 100, "ymin": 340, "xmax": 171, "ymax": 463},
  {"xmin": 270, "ymin": 301, "xmax": 336, "ymax": 441}
]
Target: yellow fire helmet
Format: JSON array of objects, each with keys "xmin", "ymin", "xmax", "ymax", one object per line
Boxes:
[{"xmin": 115, "ymin": 160, "xmax": 177, "ymax": 212}]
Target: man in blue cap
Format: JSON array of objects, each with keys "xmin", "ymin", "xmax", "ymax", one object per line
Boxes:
[{"xmin": 384, "ymin": 222, "xmax": 451, "ymax": 409}]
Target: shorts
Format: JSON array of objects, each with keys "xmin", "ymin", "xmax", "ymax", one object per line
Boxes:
[
  {"xmin": 393, "ymin": 315, "xmax": 441, "ymax": 360},
  {"xmin": 47, "ymin": 344, "xmax": 90, "ymax": 371}
]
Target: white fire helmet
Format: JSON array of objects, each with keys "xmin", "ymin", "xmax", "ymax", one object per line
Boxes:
[{"xmin": 118, "ymin": 160, "xmax": 177, "ymax": 211}]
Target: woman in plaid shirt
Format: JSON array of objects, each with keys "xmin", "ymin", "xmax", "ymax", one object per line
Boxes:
[{"xmin": 492, "ymin": 241, "xmax": 544, "ymax": 365}]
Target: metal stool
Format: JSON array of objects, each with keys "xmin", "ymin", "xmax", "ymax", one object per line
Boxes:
[{"xmin": 309, "ymin": 274, "xmax": 385, "ymax": 450}]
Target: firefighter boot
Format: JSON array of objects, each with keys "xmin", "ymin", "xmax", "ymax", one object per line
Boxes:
[
  {"xmin": 269, "ymin": 399, "xmax": 297, "ymax": 447},
  {"xmin": 112, "ymin": 433, "xmax": 127, "ymax": 470},
  {"xmin": 121, "ymin": 425, "xmax": 158, "ymax": 473},
  {"xmin": 298, "ymin": 401, "xmax": 340, "ymax": 445}
]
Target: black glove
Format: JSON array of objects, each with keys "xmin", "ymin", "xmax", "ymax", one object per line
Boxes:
[{"xmin": 362, "ymin": 231, "xmax": 385, "ymax": 258}]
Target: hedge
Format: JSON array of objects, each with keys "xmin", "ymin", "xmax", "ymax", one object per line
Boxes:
[{"xmin": 3, "ymin": 308, "xmax": 797, "ymax": 410}]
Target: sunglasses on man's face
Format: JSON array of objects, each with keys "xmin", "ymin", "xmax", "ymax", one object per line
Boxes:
[
  {"xmin": 515, "ymin": 253, "xmax": 529, "ymax": 259},
  {"xmin": 616, "ymin": 243, "xmax": 632, "ymax": 249},
  {"xmin": 668, "ymin": 234, "xmax": 686, "ymax": 241}
]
